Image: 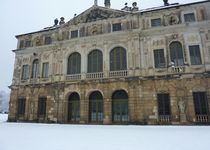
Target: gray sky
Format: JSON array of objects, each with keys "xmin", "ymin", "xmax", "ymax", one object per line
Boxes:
[{"xmin": 0, "ymin": 0, "xmax": 200, "ymax": 92}]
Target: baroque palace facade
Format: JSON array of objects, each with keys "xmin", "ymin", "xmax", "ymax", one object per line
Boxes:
[{"xmin": 8, "ymin": 0, "xmax": 210, "ymax": 125}]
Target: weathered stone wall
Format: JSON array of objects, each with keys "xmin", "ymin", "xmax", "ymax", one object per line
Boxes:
[{"xmin": 8, "ymin": 77, "xmax": 210, "ymax": 124}]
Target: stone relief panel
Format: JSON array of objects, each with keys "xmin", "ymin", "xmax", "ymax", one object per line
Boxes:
[
  {"xmin": 68, "ymin": 8, "xmax": 128, "ymax": 25},
  {"xmin": 164, "ymin": 13, "xmax": 180, "ymax": 26},
  {"xmin": 185, "ymin": 34, "xmax": 200, "ymax": 44}
]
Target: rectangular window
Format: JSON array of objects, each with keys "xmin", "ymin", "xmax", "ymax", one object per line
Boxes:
[
  {"xmin": 44, "ymin": 36, "xmax": 52, "ymax": 45},
  {"xmin": 112, "ymin": 23, "xmax": 122, "ymax": 32},
  {"xmin": 157, "ymin": 93, "xmax": 170, "ymax": 116},
  {"xmin": 21, "ymin": 65, "xmax": 29, "ymax": 80},
  {"xmin": 42, "ymin": 62, "xmax": 49, "ymax": 78},
  {"xmin": 25, "ymin": 40, "xmax": 31, "ymax": 47},
  {"xmin": 17, "ymin": 97, "xmax": 26, "ymax": 116},
  {"xmin": 193, "ymin": 92, "xmax": 209, "ymax": 115},
  {"xmin": 184, "ymin": 13, "xmax": 195, "ymax": 22},
  {"xmin": 154, "ymin": 49, "xmax": 165, "ymax": 68},
  {"xmin": 71, "ymin": 30, "xmax": 78, "ymax": 38},
  {"xmin": 38, "ymin": 97, "xmax": 47, "ymax": 116},
  {"xmin": 189, "ymin": 45, "xmax": 202, "ymax": 65},
  {"xmin": 151, "ymin": 18, "xmax": 161, "ymax": 27},
  {"xmin": 19, "ymin": 40, "xmax": 24, "ymax": 49}
]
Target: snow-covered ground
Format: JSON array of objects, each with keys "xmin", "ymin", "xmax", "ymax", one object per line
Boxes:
[{"xmin": 0, "ymin": 114, "xmax": 210, "ymax": 150}]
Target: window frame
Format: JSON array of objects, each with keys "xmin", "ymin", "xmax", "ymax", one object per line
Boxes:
[
  {"xmin": 169, "ymin": 41, "xmax": 184, "ymax": 66},
  {"xmin": 110, "ymin": 47, "xmax": 127, "ymax": 71},
  {"xmin": 25, "ymin": 40, "xmax": 32, "ymax": 47},
  {"xmin": 89, "ymin": 91, "xmax": 103, "ymax": 123},
  {"xmin": 112, "ymin": 90, "xmax": 129, "ymax": 123},
  {"xmin": 88, "ymin": 50, "xmax": 103, "ymax": 73},
  {"xmin": 157, "ymin": 93, "xmax": 171, "ymax": 116},
  {"xmin": 38, "ymin": 97, "xmax": 47, "ymax": 117},
  {"xmin": 44, "ymin": 36, "xmax": 52, "ymax": 45},
  {"xmin": 112, "ymin": 23, "xmax": 122, "ymax": 32},
  {"xmin": 151, "ymin": 18, "xmax": 161, "ymax": 27},
  {"xmin": 42, "ymin": 62, "xmax": 49, "ymax": 78},
  {"xmin": 70, "ymin": 30, "xmax": 79, "ymax": 38},
  {"xmin": 67, "ymin": 52, "xmax": 81, "ymax": 75},
  {"xmin": 31, "ymin": 59, "xmax": 39, "ymax": 79},
  {"xmin": 154, "ymin": 49, "xmax": 166, "ymax": 68},
  {"xmin": 189, "ymin": 45, "xmax": 202, "ymax": 65},
  {"xmin": 193, "ymin": 92, "xmax": 209, "ymax": 116},
  {"xmin": 21, "ymin": 64, "xmax": 29, "ymax": 80},
  {"xmin": 68, "ymin": 93, "xmax": 80, "ymax": 122},
  {"xmin": 17, "ymin": 97, "xmax": 26, "ymax": 116}
]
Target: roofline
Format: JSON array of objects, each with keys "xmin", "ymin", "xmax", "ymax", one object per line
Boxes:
[
  {"xmin": 15, "ymin": 0, "xmax": 209, "ymax": 38},
  {"xmin": 140, "ymin": 0, "xmax": 210, "ymax": 14},
  {"xmin": 15, "ymin": 26, "xmax": 60, "ymax": 38}
]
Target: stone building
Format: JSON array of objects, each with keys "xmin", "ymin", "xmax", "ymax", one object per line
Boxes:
[{"xmin": 8, "ymin": 0, "xmax": 210, "ymax": 125}]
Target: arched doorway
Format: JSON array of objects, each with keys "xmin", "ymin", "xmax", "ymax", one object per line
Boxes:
[
  {"xmin": 112, "ymin": 90, "xmax": 129, "ymax": 123},
  {"xmin": 89, "ymin": 91, "xmax": 103, "ymax": 123},
  {"xmin": 68, "ymin": 92, "xmax": 80, "ymax": 122}
]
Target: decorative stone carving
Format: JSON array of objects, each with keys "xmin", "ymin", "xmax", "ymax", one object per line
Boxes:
[
  {"xmin": 69, "ymin": 8, "xmax": 128, "ymax": 25},
  {"xmin": 152, "ymin": 39, "xmax": 164, "ymax": 46},
  {"xmin": 178, "ymin": 98, "xmax": 186, "ymax": 113},
  {"xmin": 164, "ymin": 13, "xmax": 180, "ymax": 26},
  {"xmin": 186, "ymin": 34, "xmax": 199, "ymax": 43},
  {"xmin": 34, "ymin": 36, "xmax": 41, "ymax": 46}
]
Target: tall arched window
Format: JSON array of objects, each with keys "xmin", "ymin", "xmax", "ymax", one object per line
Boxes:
[
  {"xmin": 32, "ymin": 59, "xmax": 39, "ymax": 78},
  {"xmin": 68, "ymin": 92, "xmax": 80, "ymax": 122},
  {"xmin": 170, "ymin": 42, "xmax": 184, "ymax": 66},
  {"xmin": 89, "ymin": 91, "xmax": 103, "ymax": 123},
  {"xmin": 112, "ymin": 90, "xmax": 129, "ymax": 123},
  {"xmin": 67, "ymin": 52, "xmax": 81, "ymax": 74},
  {"xmin": 110, "ymin": 47, "xmax": 127, "ymax": 71},
  {"xmin": 88, "ymin": 50, "xmax": 103, "ymax": 73}
]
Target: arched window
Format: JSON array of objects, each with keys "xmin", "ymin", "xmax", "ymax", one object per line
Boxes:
[
  {"xmin": 67, "ymin": 52, "xmax": 81, "ymax": 74},
  {"xmin": 89, "ymin": 91, "xmax": 103, "ymax": 123},
  {"xmin": 88, "ymin": 50, "xmax": 103, "ymax": 73},
  {"xmin": 110, "ymin": 47, "xmax": 127, "ymax": 71},
  {"xmin": 32, "ymin": 59, "xmax": 39, "ymax": 78},
  {"xmin": 68, "ymin": 92, "xmax": 80, "ymax": 122},
  {"xmin": 170, "ymin": 42, "xmax": 184, "ymax": 66},
  {"xmin": 112, "ymin": 90, "xmax": 129, "ymax": 122}
]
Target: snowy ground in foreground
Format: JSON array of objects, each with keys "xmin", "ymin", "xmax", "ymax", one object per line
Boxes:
[{"xmin": 0, "ymin": 114, "xmax": 210, "ymax": 150}]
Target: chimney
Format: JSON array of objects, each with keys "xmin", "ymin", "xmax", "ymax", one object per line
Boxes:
[{"xmin": 104, "ymin": 0, "xmax": 111, "ymax": 8}]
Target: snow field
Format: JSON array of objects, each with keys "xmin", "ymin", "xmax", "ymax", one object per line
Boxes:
[{"xmin": 0, "ymin": 114, "xmax": 210, "ymax": 150}]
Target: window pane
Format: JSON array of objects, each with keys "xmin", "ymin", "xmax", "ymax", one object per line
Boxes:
[
  {"xmin": 25, "ymin": 40, "xmax": 31, "ymax": 47},
  {"xmin": 170, "ymin": 42, "xmax": 184, "ymax": 66},
  {"xmin": 42, "ymin": 62, "xmax": 49, "ymax": 78},
  {"xmin": 32, "ymin": 59, "xmax": 39, "ymax": 78},
  {"xmin": 189, "ymin": 45, "xmax": 202, "ymax": 65},
  {"xmin": 44, "ymin": 37, "xmax": 52, "ymax": 45},
  {"xmin": 89, "ymin": 91, "xmax": 103, "ymax": 122},
  {"xmin": 193, "ymin": 92, "xmax": 209, "ymax": 115},
  {"xmin": 110, "ymin": 47, "xmax": 127, "ymax": 71},
  {"xmin": 17, "ymin": 97, "xmax": 26, "ymax": 116},
  {"xmin": 184, "ymin": 13, "xmax": 195, "ymax": 22},
  {"xmin": 21, "ymin": 65, "xmax": 29, "ymax": 80},
  {"xmin": 38, "ymin": 97, "xmax": 47, "ymax": 116},
  {"xmin": 67, "ymin": 53, "xmax": 81, "ymax": 74},
  {"xmin": 112, "ymin": 23, "xmax": 122, "ymax": 32},
  {"xmin": 151, "ymin": 18, "xmax": 161, "ymax": 27},
  {"xmin": 88, "ymin": 50, "xmax": 103, "ymax": 73},
  {"xmin": 154, "ymin": 49, "xmax": 165, "ymax": 68},
  {"xmin": 112, "ymin": 90, "xmax": 128, "ymax": 122},
  {"xmin": 157, "ymin": 93, "xmax": 170, "ymax": 116},
  {"xmin": 68, "ymin": 93, "xmax": 80, "ymax": 122},
  {"xmin": 19, "ymin": 40, "xmax": 24, "ymax": 49},
  {"xmin": 71, "ymin": 30, "xmax": 78, "ymax": 38}
]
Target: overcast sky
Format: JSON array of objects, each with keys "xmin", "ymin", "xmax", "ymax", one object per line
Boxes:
[{"xmin": 0, "ymin": 0, "xmax": 200, "ymax": 92}]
